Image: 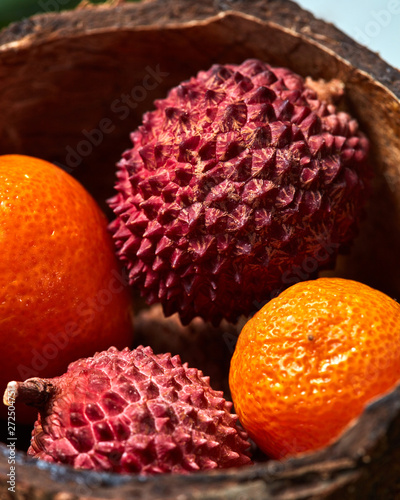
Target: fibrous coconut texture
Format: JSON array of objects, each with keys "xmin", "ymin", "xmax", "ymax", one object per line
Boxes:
[
  {"xmin": 109, "ymin": 59, "xmax": 370, "ymax": 326},
  {"xmin": 20, "ymin": 346, "xmax": 251, "ymax": 474}
]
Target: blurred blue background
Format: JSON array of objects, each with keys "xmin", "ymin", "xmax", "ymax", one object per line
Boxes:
[
  {"xmin": 297, "ymin": 0, "xmax": 400, "ymax": 69},
  {"xmin": 0, "ymin": 0, "xmax": 398, "ymax": 69}
]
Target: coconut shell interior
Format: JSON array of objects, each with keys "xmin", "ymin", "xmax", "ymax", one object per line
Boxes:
[{"xmin": 1, "ymin": 0, "xmax": 400, "ymax": 498}]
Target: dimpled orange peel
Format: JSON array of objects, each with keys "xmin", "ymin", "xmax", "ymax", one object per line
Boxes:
[
  {"xmin": 0, "ymin": 155, "xmax": 134, "ymax": 422},
  {"xmin": 229, "ymin": 277, "xmax": 400, "ymax": 459}
]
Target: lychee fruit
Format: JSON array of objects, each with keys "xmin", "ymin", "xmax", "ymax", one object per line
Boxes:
[
  {"xmin": 3, "ymin": 346, "xmax": 252, "ymax": 474},
  {"xmin": 108, "ymin": 59, "xmax": 370, "ymax": 326}
]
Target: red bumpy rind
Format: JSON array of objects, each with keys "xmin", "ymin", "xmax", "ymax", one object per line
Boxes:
[
  {"xmin": 28, "ymin": 346, "xmax": 252, "ymax": 474},
  {"xmin": 108, "ymin": 59, "xmax": 370, "ymax": 325}
]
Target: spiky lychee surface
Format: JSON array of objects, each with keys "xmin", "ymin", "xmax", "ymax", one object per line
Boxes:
[
  {"xmin": 109, "ymin": 59, "xmax": 370, "ymax": 326},
  {"xmin": 7, "ymin": 346, "xmax": 251, "ymax": 474}
]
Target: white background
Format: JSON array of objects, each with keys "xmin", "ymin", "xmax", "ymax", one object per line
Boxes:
[{"xmin": 296, "ymin": 0, "xmax": 400, "ymax": 69}]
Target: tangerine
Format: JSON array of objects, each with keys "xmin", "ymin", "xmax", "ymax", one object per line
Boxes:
[
  {"xmin": 0, "ymin": 155, "xmax": 134, "ymax": 422},
  {"xmin": 229, "ymin": 277, "xmax": 400, "ymax": 459}
]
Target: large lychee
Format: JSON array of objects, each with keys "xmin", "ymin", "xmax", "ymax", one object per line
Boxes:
[
  {"xmin": 108, "ymin": 59, "xmax": 370, "ymax": 325},
  {"xmin": 4, "ymin": 346, "xmax": 251, "ymax": 474}
]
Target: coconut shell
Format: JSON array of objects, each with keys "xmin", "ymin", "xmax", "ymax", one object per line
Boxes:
[{"xmin": 1, "ymin": 0, "xmax": 400, "ymax": 498}]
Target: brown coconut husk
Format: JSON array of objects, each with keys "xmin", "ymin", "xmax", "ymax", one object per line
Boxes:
[{"xmin": 1, "ymin": 1, "xmax": 400, "ymax": 498}]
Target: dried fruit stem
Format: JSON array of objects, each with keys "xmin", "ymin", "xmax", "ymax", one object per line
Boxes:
[{"xmin": 3, "ymin": 378, "xmax": 55, "ymax": 409}]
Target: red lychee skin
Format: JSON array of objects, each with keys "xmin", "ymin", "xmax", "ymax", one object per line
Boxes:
[
  {"xmin": 25, "ymin": 346, "xmax": 252, "ymax": 474},
  {"xmin": 108, "ymin": 59, "xmax": 370, "ymax": 326}
]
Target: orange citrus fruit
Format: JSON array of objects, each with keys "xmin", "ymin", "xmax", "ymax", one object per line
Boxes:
[
  {"xmin": 0, "ymin": 155, "xmax": 134, "ymax": 422},
  {"xmin": 229, "ymin": 277, "xmax": 400, "ymax": 459}
]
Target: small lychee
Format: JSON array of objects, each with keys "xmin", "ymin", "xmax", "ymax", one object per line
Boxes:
[
  {"xmin": 3, "ymin": 346, "xmax": 251, "ymax": 474},
  {"xmin": 108, "ymin": 59, "xmax": 370, "ymax": 326}
]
